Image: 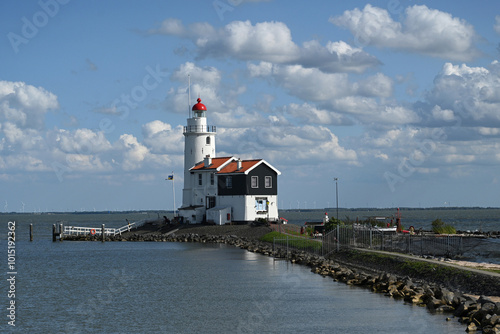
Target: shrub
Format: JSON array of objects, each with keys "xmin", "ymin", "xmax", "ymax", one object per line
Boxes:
[{"xmin": 431, "ymin": 218, "xmax": 456, "ymax": 234}]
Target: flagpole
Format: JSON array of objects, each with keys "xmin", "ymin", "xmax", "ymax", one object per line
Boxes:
[{"xmin": 172, "ymin": 171, "xmax": 176, "ymax": 217}]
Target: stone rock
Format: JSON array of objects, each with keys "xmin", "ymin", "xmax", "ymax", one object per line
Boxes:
[
  {"xmin": 466, "ymin": 322, "xmax": 478, "ymax": 332},
  {"xmin": 483, "ymin": 314, "xmax": 500, "ymax": 328},
  {"xmin": 435, "ymin": 305, "xmax": 455, "ymax": 313}
]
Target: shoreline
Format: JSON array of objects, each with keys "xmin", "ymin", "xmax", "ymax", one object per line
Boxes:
[{"xmin": 63, "ymin": 223, "xmax": 500, "ymax": 332}]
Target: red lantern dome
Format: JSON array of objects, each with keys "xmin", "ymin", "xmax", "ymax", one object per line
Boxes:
[{"xmin": 192, "ymin": 98, "xmax": 207, "ymax": 111}]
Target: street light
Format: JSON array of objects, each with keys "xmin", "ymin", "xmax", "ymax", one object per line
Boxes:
[{"xmin": 334, "ymin": 178, "xmax": 339, "ymax": 221}]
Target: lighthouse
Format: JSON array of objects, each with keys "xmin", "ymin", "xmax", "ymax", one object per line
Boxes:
[
  {"xmin": 181, "ymin": 98, "xmax": 216, "ymax": 210},
  {"xmin": 178, "ymin": 97, "xmax": 280, "ymax": 225}
]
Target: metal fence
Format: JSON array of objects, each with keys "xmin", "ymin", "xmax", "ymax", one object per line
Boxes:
[
  {"xmin": 272, "ymin": 236, "xmax": 323, "ymax": 259},
  {"xmin": 322, "ymin": 225, "xmax": 463, "ymax": 258},
  {"xmin": 272, "ymin": 225, "xmax": 464, "ymax": 259}
]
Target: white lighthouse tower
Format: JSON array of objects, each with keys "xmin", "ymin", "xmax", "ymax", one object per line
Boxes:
[{"xmin": 180, "ymin": 98, "xmax": 216, "ymax": 221}]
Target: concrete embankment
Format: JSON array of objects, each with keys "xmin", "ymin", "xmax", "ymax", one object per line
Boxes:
[{"xmin": 66, "ymin": 226, "xmax": 500, "ymax": 333}]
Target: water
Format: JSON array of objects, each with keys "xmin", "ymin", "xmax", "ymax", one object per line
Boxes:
[
  {"xmin": 281, "ymin": 207, "xmax": 500, "ymax": 232},
  {"xmin": 1, "ymin": 213, "xmax": 468, "ymax": 333}
]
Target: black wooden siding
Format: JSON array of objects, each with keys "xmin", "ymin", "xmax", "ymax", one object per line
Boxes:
[{"xmin": 218, "ymin": 164, "xmax": 277, "ymax": 196}]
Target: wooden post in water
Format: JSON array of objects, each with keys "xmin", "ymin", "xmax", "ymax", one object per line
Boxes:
[
  {"xmin": 101, "ymin": 224, "xmax": 105, "ymax": 242},
  {"xmin": 52, "ymin": 224, "xmax": 57, "ymax": 242},
  {"xmin": 30, "ymin": 224, "xmax": 33, "ymax": 241},
  {"xmin": 59, "ymin": 223, "xmax": 64, "ymax": 241}
]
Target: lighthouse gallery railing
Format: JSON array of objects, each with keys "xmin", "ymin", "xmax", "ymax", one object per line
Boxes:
[{"xmin": 183, "ymin": 125, "xmax": 216, "ymax": 133}]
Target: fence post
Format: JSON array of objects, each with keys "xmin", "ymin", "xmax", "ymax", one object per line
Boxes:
[
  {"xmin": 30, "ymin": 224, "xmax": 33, "ymax": 242},
  {"xmin": 59, "ymin": 223, "xmax": 64, "ymax": 241},
  {"xmin": 421, "ymin": 233, "xmax": 423, "ymax": 256},
  {"xmin": 102, "ymin": 224, "xmax": 105, "ymax": 242},
  {"xmin": 286, "ymin": 236, "xmax": 289, "ymax": 260},
  {"xmin": 336, "ymin": 225, "xmax": 340, "ymax": 252}
]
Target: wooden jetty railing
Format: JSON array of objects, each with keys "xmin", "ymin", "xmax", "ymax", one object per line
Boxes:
[
  {"xmin": 52, "ymin": 219, "xmax": 153, "ymax": 241},
  {"xmin": 62, "ymin": 222, "xmax": 136, "ymax": 237}
]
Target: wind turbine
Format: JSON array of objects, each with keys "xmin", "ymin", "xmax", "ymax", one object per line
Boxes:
[
  {"xmin": 4, "ymin": 201, "xmax": 7, "ymax": 212},
  {"xmin": 21, "ymin": 201, "xmax": 25, "ymax": 213}
]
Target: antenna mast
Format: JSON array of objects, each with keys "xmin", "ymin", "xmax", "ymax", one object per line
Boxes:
[{"xmin": 188, "ymin": 74, "xmax": 191, "ymax": 118}]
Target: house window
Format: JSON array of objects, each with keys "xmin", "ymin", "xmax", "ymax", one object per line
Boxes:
[
  {"xmin": 210, "ymin": 173, "xmax": 215, "ymax": 186},
  {"xmin": 198, "ymin": 174, "xmax": 202, "ymax": 186},
  {"xmin": 265, "ymin": 176, "xmax": 272, "ymax": 188},
  {"xmin": 206, "ymin": 196, "xmax": 216, "ymax": 209},
  {"xmin": 226, "ymin": 176, "xmax": 232, "ymax": 189},
  {"xmin": 255, "ymin": 198, "xmax": 268, "ymax": 212},
  {"xmin": 251, "ymin": 176, "xmax": 258, "ymax": 188},
  {"xmin": 206, "ymin": 136, "xmax": 211, "ymax": 145}
]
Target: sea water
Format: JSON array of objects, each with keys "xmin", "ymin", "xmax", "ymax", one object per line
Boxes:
[{"xmin": 1, "ymin": 214, "xmax": 466, "ymax": 333}]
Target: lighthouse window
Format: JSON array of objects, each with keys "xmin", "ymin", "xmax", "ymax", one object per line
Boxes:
[
  {"xmin": 198, "ymin": 174, "xmax": 202, "ymax": 186},
  {"xmin": 206, "ymin": 136, "xmax": 210, "ymax": 145},
  {"xmin": 251, "ymin": 176, "xmax": 258, "ymax": 188},
  {"xmin": 210, "ymin": 173, "xmax": 215, "ymax": 185}
]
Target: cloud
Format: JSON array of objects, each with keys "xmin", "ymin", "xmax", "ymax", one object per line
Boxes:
[
  {"xmin": 217, "ymin": 124, "xmax": 357, "ymax": 166},
  {"xmin": 149, "ymin": 19, "xmax": 379, "ymax": 73},
  {"xmin": 0, "ymin": 81, "xmax": 58, "ymax": 129},
  {"xmin": 50, "ymin": 128, "xmax": 112, "ymax": 154},
  {"xmin": 86, "ymin": 58, "xmax": 98, "ymax": 71},
  {"xmin": 495, "ymin": 15, "xmax": 500, "ymax": 35},
  {"xmin": 330, "ymin": 4, "xmax": 480, "ymax": 61},
  {"xmin": 426, "ymin": 61, "xmax": 500, "ymax": 126},
  {"xmin": 142, "ymin": 120, "xmax": 184, "ymax": 154},
  {"xmin": 280, "ymin": 102, "xmax": 350, "ymax": 125}
]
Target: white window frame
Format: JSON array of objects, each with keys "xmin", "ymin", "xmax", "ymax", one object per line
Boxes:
[
  {"xmin": 198, "ymin": 173, "xmax": 202, "ymax": 186},
  {"xmin": 251, "ymin": 176, "xmax": 258, "ymax": 188},
  {"xmin": 265, "ymin": 176, "xmax": 272, "ymax": 188},
  {"xmin": 255, "ymin": 198, "xmax": 268, "ymax": 212}
]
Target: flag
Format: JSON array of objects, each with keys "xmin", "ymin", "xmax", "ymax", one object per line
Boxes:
[{"xmin": 167, "ymin": 175, "xmax": 174, "ymax": 180}]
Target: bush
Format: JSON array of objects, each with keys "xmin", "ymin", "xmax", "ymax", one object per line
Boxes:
[{"xmin": 431, "ymin": 218, "xmax": 456, "ymax": 234}]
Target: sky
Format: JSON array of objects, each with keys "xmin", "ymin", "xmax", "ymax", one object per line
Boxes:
[{"xmin": 1, "ymin": 0, "xmax": 500, "ymax": 212}]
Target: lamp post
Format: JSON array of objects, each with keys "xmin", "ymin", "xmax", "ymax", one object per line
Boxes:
[{"xmin": 334, "ymin": 178, "xmax": 339, "ymax": 221}]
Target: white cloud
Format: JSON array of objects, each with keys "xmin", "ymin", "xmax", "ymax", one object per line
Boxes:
[
  {"xmin": 431, "ymin": 105, "xmax": 456, "ymax": 122},
  {"xmin": 116, "ymin": 134, "xmax": 150, "ymax": 171},
  {"xmin": 217, "ymin": 124, "xmax": 357, "ymax": 166},
  {"xmin": 51, "ymin": 128, "xmax": 112, "ymax": 154},
  {"xmin": 150, "ymin": 19, "xmax": 379, "ymax": 73},
  {"xmin": 171, "ymin": 62, "xmax": 222, "ymax": 87},
  {"xmin": 281, "ymin": 103, "xmax": 348, "ymax": 125},
  {"xmin": 330, "ymin": 5, "xmax": 479, "ymax": 61},
  {"xmin": 427, "ymin": 61, "xmax": 500, "ymax": 126},
  {"xmin": 495, "ymin": 15, "xmax": 500, "ymax": 35},
  {"xmin": 142, "ymin": 120, "xmax": 184, "ymax": 154},
  {"xmin": 0, "ymin": 81, "xmax": 58, "ymax": 129}
]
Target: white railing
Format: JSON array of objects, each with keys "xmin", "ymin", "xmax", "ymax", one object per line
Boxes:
[{"xmin": 63, "ymin": 222, "xmax": 136, "ymax": 237}]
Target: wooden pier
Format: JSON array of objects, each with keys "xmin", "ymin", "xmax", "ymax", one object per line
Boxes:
[{"xmin": 52, "ymin": 221, "xmax": 141, "ymax": 241}]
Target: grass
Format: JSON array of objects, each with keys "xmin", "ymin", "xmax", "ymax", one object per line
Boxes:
[{"xmin": 260, "ymin": 231, "xmax": 323, "ymax": 251}]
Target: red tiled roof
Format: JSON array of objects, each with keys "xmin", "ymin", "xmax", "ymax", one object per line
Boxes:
[
  {"xmin": 218, "ymin": 159, "xmax": 262, "ymax": 174},
  {"xmin": 190, "ymin": 157, "xmax": 233, "ymax": 171},
  {"xmin": 190, "ymin": 157, "xmax": 281, "ymax": 175}
]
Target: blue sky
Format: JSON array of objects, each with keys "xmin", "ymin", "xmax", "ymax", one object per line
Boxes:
[{"xmin": 1, "ymin": 0, "xmax": 500, "ymax": 212}]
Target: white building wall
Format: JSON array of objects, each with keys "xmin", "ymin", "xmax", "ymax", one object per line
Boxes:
[
  {"xmin": 217, "ymin": 194, "xmax": 279, "ymax": 222},
  {"xmin": 182, "ymin": 116, "xmax": 215, "ymax": 209}
]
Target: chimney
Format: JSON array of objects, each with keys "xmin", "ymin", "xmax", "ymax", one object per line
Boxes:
[
  {"xmin": 237, "ymin": 159, "xmax": 242, "ymax": 170},
  {"xmin": 204, "ymin": 155, "xmax": 212, "ymax": 167}
]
